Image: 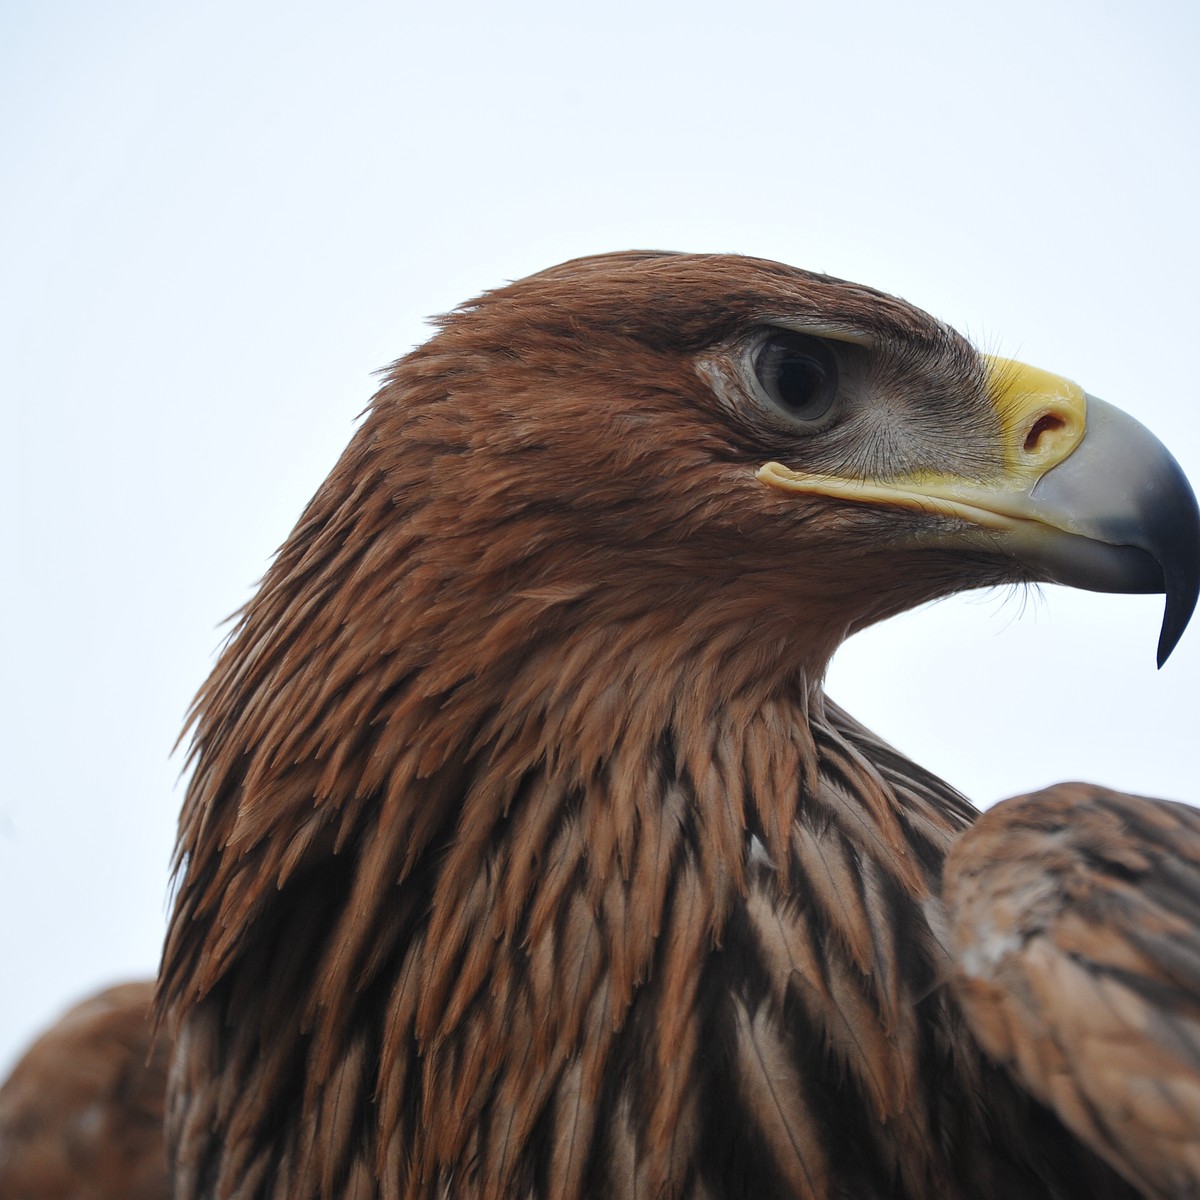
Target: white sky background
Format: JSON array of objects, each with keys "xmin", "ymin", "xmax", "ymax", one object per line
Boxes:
[{"xmin": 1, "ymin": 0, "xmax": 1197, "ymax": 1074}]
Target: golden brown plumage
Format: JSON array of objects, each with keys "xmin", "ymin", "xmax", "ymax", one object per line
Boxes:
[
  {"xmin": 945, "ymin": 782, "xmax": 1200, "ymax": 1200},
  {"xmin": 157, "ymin": 252, "xmax": 1198, "ymax": 1198},
  {"xmin": 0, "ymin": 981, "xmax": 170, "ymax": 1200}
]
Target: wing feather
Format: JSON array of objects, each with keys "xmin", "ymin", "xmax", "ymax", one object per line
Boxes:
[{"xmin": 945, "ymin": 782, "xmax": 1200, "ymax": 1200}]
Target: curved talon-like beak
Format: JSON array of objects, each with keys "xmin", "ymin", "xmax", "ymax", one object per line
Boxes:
[
  {"xmin": 1015, "ymin": 396, "xmax": 1200, "ymax": 666},
  {"xmin": 758, "ymin": 358, "xmax": 1200, "ymax": 666}
]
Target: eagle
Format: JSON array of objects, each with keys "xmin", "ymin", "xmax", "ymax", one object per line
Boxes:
[
  {"xmin": 0, "ymin": 981, "xmax": 170, "ymax": 1200},
  {"xmin": 156, "ymin": 252, "xmax": 1200, "ymax": 1199}
]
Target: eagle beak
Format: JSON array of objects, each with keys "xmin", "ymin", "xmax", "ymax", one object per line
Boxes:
[
  {"xmin": 757, "ymin": 357, "xmax": 1200, "ymax": 667},
  {"xmin": 1010, "ymin": 393, "xmax": 1200, "ymax": 666}
]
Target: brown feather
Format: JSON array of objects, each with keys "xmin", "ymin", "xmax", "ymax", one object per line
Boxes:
[
  {"xmin": 0, "ymin": 981, "xmax": 170, "ymax": 1200},
  {"xmin": 945, "ymin": 782, "xmax": 1200, "ymax": 1200}
]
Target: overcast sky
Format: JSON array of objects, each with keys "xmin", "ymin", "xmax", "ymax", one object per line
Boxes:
[{"xmin": 2, "ymin": 0, "xmax": 1197, "ymax": 1074}]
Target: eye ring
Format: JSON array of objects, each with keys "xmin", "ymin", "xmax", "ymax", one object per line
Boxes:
[{"xmin": 751, "ymin": 330, "xmax": 840, "ymax": 430}]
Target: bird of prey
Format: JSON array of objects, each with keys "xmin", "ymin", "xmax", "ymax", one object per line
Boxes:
[
  {"xmin": 0, "ymin": 980, "xmax": 170, "ymax": 1200},
  {"xmin": 946, "ymin": 782, "xmax": 1200, "ymax": 1200},
  {"xmin": 157, "ymin": 252, "xmax": 1200, "ymax": 1199}
]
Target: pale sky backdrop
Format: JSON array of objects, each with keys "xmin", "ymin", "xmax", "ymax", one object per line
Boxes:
[{"xmin": 2, "ymin": 0, "xmax": 1197, "ymax": 1074}]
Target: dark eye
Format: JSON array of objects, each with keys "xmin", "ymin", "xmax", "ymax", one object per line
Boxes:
[{"xmin": 753, "ymin": 331, "xmax": 839, "ymax": 427}]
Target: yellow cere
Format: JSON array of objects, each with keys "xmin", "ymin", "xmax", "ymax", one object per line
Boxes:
[{"xmin": 982, "ymin": 355, "xmax": 1086, "ymax": 480}]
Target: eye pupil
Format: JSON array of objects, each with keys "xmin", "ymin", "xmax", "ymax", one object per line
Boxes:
[
  {"xmin": 754, "ymin": 332, "xmax": 838, "ymax": 426},
  {"xmin": 777, "ymin": 355, "xmax": 827, "ymax": 411}
]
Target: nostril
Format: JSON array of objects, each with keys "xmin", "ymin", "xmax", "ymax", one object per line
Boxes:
[{"xmin": 1024, "ymin": 413, "xmax": 1066, "ymax": 454}]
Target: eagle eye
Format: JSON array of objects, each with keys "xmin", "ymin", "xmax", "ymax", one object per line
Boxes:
[{"xmin": 752, "ymin": 331, "xmax": 839, "ymax": 429}]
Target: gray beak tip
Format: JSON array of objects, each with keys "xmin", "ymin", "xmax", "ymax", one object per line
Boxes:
[{"xmin": 1156, "ymin": 531, "xmax": 1200, "ymax": 668}]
